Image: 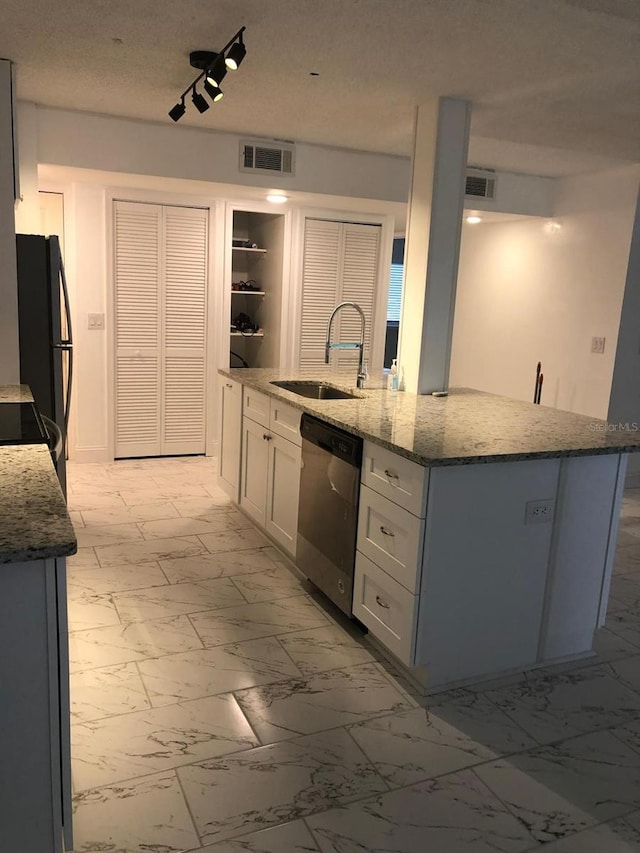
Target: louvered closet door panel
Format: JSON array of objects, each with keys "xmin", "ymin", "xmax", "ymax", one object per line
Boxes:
[
  {"xmin": 161, "ymin": 207, "xmax": 208, "ymax": 455},
  {"xmin": 299, "ymin": 220, "xmax": 341, "ymax": 368},
  {"xmin": 340, "ymin": 223, "xmax": 380, "ymax": 369},
  {"xmin": 114, "ymin": 202, "xmax": 162, "ymax": 457}
]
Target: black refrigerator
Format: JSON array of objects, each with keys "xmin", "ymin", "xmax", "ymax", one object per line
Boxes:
[{"xmin": 15, "ymin": 234, "xmax": 73, "ymax": 497}]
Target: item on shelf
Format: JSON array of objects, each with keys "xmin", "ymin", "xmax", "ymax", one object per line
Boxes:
[
  {"xmin": 232, "ymin": 238, "xmax": 258, "ymax": 248},
  {"xmin": 231, "ymin": 279, "xmax": 261, "ymax": 292},
  {"xmin": 230, "ymin": 350, "xmax": 249, "ymax": 368},
  {"xmin": 231, "ymin": 312, "xmax": 259, "ymax": 334}
]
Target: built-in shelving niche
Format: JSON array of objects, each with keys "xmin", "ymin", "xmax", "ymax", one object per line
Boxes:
[{"xmin": 229, "ymin": 210, "xmax": 285, "ymax": 369}]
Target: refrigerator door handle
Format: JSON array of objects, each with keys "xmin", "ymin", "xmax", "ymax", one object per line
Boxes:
[{"xmin": 58, "ymin": 253, "xmax": 73, "ymax": 439}]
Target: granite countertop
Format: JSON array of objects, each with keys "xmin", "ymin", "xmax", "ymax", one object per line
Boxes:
[
  {"xmin": 0, "ymin": 384, "xmax": 34, "ymax": 403},
  {"xmin": 220, "ymin": 367, "xmax": 640, "ymax": 466},
  {"xmin": 0, "ymin": 444, "xmax": 77, "ymax": 564}
]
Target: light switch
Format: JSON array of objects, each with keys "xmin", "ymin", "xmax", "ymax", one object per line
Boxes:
[
  {"xmin": 88, "ymin": 313, "xmax": 105, "ymax": 330},
  {"xmin": 591, "ymin": 336, "xmax": 605, "ymax": 354}
]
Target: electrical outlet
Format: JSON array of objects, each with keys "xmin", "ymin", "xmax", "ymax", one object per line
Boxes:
[
  {"xmin": 525, "ymin": 499, "xmax": 555, "ymax": 525},
  {"xmin": 591, "ymin": 336, "xmax": 605, "ymax": 354}
]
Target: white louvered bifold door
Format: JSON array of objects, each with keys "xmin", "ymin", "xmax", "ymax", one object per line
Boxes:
[
  {"xmin": 115, "ymin": 202, "xmax": 162, "ymax": 458},
  {"xmin": 114, "ymin": 201, "xmax": 208, "ymax": 459},
  {"xmin": 339, "ymin": 223, "xmax": 380, "ymax": 371},
  {"xmin": 299, "ymin": 219, "xmax": 380, "ymax": 371},
  {"xmin": 299, "ymin": 220, "xmax": 341, "ymax": 368},
  {"xmin": 161, "ymin": 206, "xmax": 207, "ymax": 455}
]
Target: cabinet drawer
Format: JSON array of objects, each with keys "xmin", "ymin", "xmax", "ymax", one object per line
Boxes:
[
  {"xmin": 270, "ymin": 399, "xmax": 302, "ymax": 446},
  {"xmin": 353, "ymin": 552, "xmax": 418, "ymax": 666},
  {"xmin": 357, "ymin": 485, "xmax": 424, "ymax": 593},
  {"xmin": 243, "ymin": 387, "xmax": 270, "ymax": 427},
  {"xmin": 362, "ymin": 441, "xmax": 428, "ymax": 516}
]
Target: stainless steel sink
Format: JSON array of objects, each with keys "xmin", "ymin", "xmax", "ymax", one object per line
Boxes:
[{"xmin": 270, "ymin": 380, "xmax": 358, "ymax": 400}]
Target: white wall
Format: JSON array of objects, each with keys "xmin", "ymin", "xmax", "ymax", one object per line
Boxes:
[
  {"xmin": 35, "ymin": 106, "xmax": 410, "ymax": 204},
  {"xmin": 450, "ymin": 166, "xmax": 640, "ymax": 419}
]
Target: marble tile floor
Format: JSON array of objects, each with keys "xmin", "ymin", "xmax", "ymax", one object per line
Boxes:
[{"xmin": 65, "ymin": 457, "xmax": 640, "ymax": 852}]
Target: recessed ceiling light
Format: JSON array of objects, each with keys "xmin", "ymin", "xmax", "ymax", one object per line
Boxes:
[
  {"xmin": 266, "ymin": 194, "xmax": 288, "ymax": 204},
  {"xmin": 466, "ymin": 215, "xmax": 482, "ymax": 224}
]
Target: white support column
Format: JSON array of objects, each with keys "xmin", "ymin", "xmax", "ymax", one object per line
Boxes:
[
  {"xmin": 398, "ymin": 98, "xmax": 470, "ymax": 394},
  {"xmin": 0, "ymin": 59, "xmax": 19, "ymax": 383}
]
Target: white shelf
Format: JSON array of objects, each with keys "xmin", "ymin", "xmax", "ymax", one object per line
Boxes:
[
  {"xmin": 230, "ymin": 330, "xmax": 265, "ymax": 337},
  {"xmin": 231, "ymin": 290, "xmax": 265, "ymax": 296},
  {"xmin": 232, "ymin": 246, "xmax": 267, "ymax": 254}
]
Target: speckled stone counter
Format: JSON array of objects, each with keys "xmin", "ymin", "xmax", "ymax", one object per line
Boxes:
[
  {"xmin": 0, "ymin": 384, "xmax": 34, "ymax": 403},
  {"xmin": 0, "ymin": 444, "xmax": 77, "ymax": 564},
  {"xmin": 220, "ymin": 367, "xmax": 640, "ymax": 466}
]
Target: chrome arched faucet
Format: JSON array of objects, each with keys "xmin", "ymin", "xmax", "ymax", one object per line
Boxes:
[{"xmin": 325, "ymin": 301, "xmax": 367, "ymax": 389}]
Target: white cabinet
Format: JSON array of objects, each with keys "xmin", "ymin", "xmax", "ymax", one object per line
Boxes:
[
  {"xmin": 239, "ymin": 394, "xmax": 301, "ymax": 556},
  {"xmin": 354, "ymin": 446, "xmax": 426, "ymax": 666},
  {"xmin": 240, "ymin": 416, "xmax": 270, "ymax": 527},
  {"xmin": 266, "ymin": 433, "xmax": 301, "ymax": 554},
  {"xmin": 353, "ymin": 552, "xmax": 419, "ymax": 665},
  {"xmin": 0, "ymin": 557, "xmax": 72, "ymax": 853},
  {"xmin": 218, "ymin": 376, "xmax": 242, "ymax": 501}
]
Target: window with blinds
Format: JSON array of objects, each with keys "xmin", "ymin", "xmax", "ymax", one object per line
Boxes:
[
  {"xmin": 114, "ymin": 201, "xmax": 208, "ymax": 458},
  {"xmin": 299, "ymin": 219, "xmax": 380, "ymax": 371}
]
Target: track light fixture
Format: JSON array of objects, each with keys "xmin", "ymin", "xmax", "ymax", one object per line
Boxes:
[
  {"xmin": 167, "ymin": 26, "xmax": 246, "ymax": 122},
  {"xmin": 203, "ymin": 77, "xmax": 224, "ymax": 103},
  {"xmin": 225, "ymin": 33, "xmax": 246, "ymax": 71},
  {"xmin": 168, "ymin": 97, "xmax": 186, "ymax": 122},
  {"xmin": 191, "ymin": 87, "xmax": 210, "ymax": 114}
]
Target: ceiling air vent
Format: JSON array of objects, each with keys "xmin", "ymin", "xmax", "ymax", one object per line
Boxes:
[
  {"xmin": 240, "ymin": 140, "xmax": 295, "ymax": 175},
  {"xmin": 465, "ymin": 168, "xmax": 497, "ymax": 200}
]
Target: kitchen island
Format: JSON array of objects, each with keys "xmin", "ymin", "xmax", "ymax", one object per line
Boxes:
[
  {"xmin": 0, "ymin": 438, "xmax": 76, "ymax": 852},
  {"xmin": 218, "ymin": 368, "xmax": 640, "ymax": 693}
]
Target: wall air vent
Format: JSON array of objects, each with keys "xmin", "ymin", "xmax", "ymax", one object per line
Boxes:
[
  {"xmin": 240, "ymin": 140, "xmax": 295, "ymax": 175},
  {"xmin": 465, "ymin": 168, "xmax": 497, "ymax": 200}
]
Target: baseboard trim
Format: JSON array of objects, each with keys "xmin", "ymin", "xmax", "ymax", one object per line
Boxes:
[
  {"xmin": 70, "ymin": 447, "xmax": 113, "ymax": 464},
  {"xmin": 625, "ymin": 472, "xmax": 640, "ymax": 489}
]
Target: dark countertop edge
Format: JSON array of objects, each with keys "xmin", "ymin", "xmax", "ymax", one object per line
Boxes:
[
  {"xmin": 219, "ymin": 369, "xmax": 637, "ymax": 467},
  {"xmin": 0, "ymin": 541, "xmax": 78, "ymax": 566}
]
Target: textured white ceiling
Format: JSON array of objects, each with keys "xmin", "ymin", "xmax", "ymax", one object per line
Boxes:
[{"xmin": 2, "ymin": 0, "xmax": 639, "ymax": 176}]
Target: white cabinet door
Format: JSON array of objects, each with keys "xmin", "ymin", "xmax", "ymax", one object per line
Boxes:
[
  {"xmin": 240, "ymin": 416, "xmax": 269, "ymax": 527},
  {"xmin": 218, "ymin": 377, "xmax": 242, "ymax": 501},
  {"xmin": 265, "ymin": 433, "xmax": 301, "ymax": 556}
]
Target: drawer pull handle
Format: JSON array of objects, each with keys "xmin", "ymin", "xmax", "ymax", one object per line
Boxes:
[
  {"xmin": 379, "ymin": 525, "xmax": 395, "ymax": 536},
  {"xmin": 384, "ymin": 469, "xmax": 399, "ymax": 480},
  {"xmin": 375, "ymin": 595, "xmax": 390, "ymax": 609},
  {"xmin": 225, "ymin": 382, "xmax": 233, "ymax": 388}
]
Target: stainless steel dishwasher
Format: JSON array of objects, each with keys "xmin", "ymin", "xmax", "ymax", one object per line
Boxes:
[{"xmin": 296, "ymin": 413, "xmax": 363, "ymax": 617}]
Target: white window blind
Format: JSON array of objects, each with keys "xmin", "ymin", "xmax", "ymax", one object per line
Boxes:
[
  {"xmin": 387, "ymin": 263, "xmax": 404, "ymax": 323},
  {"xmin": 299, "ymin": 219, "xmax": 380, "ymax": 371},
  {"xmin": 114, "ymin": 201, "xmax": 208, "ymax": 458}
]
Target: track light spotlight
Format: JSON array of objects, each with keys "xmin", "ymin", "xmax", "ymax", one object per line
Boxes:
[
  {"xmin": 191, "ymin": 87, "xmax": 210, "ymax": 114},
  {"xmin": 206, "ymin": 54, "xmax": 227, "ymax": 88},
  {"xmin": 168, "ymin": 98, "xmax": 186, "ymax": 122},
  {"xmin": 203, "ymin": 77, "xmax": 224, "ymax": 102},
  {"xmin": 168, "ymin": 26, "xmax": 245, "ymax": 123},
  {"xmin": 225, "ymin": 36, "xmax": 246, "ymax": 70}
]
